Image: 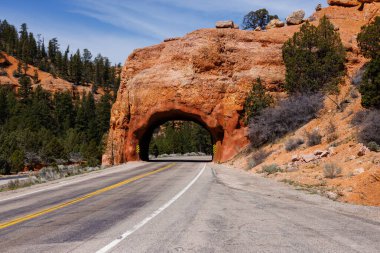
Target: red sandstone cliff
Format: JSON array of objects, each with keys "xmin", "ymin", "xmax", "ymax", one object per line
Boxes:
[{"xmin": 103, "ymin": 2, "xmax": 379, "ymax": 165}]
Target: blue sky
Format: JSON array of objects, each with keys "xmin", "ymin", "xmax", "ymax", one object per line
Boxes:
[{"xmin": 0, "ymin": 0, "xmax": 324, "ymax": 64}]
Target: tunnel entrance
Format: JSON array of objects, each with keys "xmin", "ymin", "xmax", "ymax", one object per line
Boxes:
[
  {"xmin": 146, "ymin": 120, "xmax": 213, "ymax": 162},
  {"xmin": 134, "ymin": 109, "xmax": 224, "ymax": 162}
]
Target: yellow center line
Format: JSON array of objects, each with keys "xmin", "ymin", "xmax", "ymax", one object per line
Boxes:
[{"xmin": 0, "ymin": 163, "xmax": 176, "ymax": 230}]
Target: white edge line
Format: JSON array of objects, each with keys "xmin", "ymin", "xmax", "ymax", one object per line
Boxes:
[{"xmin": 96, "ymin": 163, "xmax": 207, "ymax": 253}]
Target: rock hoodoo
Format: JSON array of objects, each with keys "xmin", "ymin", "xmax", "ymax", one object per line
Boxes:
[{"xmin": 102, "ymin": 3, "xmax": 380, "ymax": 165}]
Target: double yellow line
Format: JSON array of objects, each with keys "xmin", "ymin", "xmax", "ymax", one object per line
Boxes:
[{"xmin": 0, "ymin": 163, "xmax": 175, "ymax": 230}]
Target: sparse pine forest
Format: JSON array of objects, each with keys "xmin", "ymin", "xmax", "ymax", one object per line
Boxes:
[{"xmin": 0, "ymin": 20, "xmax": 121, "ymax": 93}]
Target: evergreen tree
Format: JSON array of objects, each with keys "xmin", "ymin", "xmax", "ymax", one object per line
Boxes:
[
  {"xmin": 18, "ymin": 75, "xmax": 32, "ymax": 100},
  {"xmin": 357, "ymin": 16, "xmax": 380, "ymax": 109},
  {"xmin": 282, "ymin": 16, "xmax": 346, "ymax": 93},
  {"xmin": 48, "ymin": 38, "xmax": 59, "ymax": 62},
  {"xmin": 243, "ymin": 78, "xmax": 273, "ymax": 123},
  {"xmin": 242, "ymin": 9, "xmax": 278, "ymax": 30}
]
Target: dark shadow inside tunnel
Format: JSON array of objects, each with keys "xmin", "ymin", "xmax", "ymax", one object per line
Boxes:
[{"xmin": 135, "ymin": 110, "xmax": 223, "ymax": 162}]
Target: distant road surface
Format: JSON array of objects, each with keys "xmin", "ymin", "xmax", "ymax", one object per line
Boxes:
[{"xmin": 0, "ymin": 159, "xmax": 379, "ymax": 253}]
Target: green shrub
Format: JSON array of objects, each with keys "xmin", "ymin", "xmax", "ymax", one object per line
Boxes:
[
  {"xmin": 357, "ymin": 16, "xmax": 380, "ymax": 59},
  {"xmin": 323, "ymin": 163, "xmax": 342, "ymax": 179},
  {"xmin": 261, "ymin": 164, "xmax": 282, "ymax": 174},
  {"xmin": 367, "ymin": 141, "xmax": 380, "ymax": 152},
  {"xmin": 282, "ymin": 16, "xmax": 346, "ymax": 94},
  {"xmin": 359, "ymin": 57, "xmax": 380, "ymax": 109},
  {"xmin": 243, "ymin": 78, "xmax": 273, "ymax": 123},
  {"xmin": 9, "ymin": 150, "xmax": 24, "ymax": 173}
]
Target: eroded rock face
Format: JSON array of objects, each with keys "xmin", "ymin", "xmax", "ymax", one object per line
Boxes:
[
  {"xmin": 102, "ymin": 3, "xmax": 380, "ymax": 165},
  {"xmin": 328, "ymin": 0, "xmax": 379, "ymax": 6}
]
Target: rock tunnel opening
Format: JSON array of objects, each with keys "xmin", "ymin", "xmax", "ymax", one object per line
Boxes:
[{"xmin": 134, "ymin": 109, "xmax": 224, "ymax": 162}]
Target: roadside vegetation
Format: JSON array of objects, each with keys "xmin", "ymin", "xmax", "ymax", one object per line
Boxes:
[
  {"xmin": 0, "ymin": 85, "xmax": 112, "ymax": 174},
  {"xmin": 1, "ymin": 164, "xmax": 102, "ymax": 192},
  {"xmin": 353, "ymin": 16, "xmax": 380, "ymax": 150},
  {"xmin": 245, "ymin": 17, "xmax": 346, "ymax": 149}
]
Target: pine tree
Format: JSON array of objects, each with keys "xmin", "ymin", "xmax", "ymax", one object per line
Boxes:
[
  {"xmin": 357, "ymin": 16, "xmax": 380, "ymax": 109},
  {"xmin": 282, "ymin": 16, "xmax": 346, "ymax": 93},
  {"xmin": 18, "ymin": 75, "xmax": 32, "ymax": 100}
]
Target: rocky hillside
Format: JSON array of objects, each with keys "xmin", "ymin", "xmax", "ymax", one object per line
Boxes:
[
  {"xmin": 0, "ymin": 52, "xmax": 107, "ymax": 99},
  {"xmin": 104, "ymin": 0, "xmax": 380, "ymax": 206},
  {"xmin": 228, "ymin": 1, "xmax": 380, "ymax": 206}
]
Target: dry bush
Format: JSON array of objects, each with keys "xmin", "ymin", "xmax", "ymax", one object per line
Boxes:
[
  {"xmin": 326, "ymin": 121, "xmax": 338, "ymax": 143},
  {"xmin": 285, "ymin": 138, "xmax": 304, "ymax": 151},
  {"xmin": 261, "ymin": 164, "xmax": 282, "ymax": 175},
  {"xmin": 352, "ymin": 110, "xmax": 380, "ymax": 145},
  {"xmin": 247, "ymin": 149, "xmax": 272, "ymax": 169},
  {"xmin": 323, "ymin": 163, "xmax": 342, "ymax": 178},
  {"xmin": 306, "ymin": 129, "xmax": 322, "ymax": 146},
  {"xmin": 249, "ymin": 94, "xmax": 323, "ymax": 148}
]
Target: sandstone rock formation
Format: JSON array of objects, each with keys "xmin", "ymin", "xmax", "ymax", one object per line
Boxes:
[
  {"xmin": 328, "ymin": 0, "xmax": 361, "ymax": 6},
  {"xmin": 286, "ymin": 10, "xmax": 305, "ymax": 25},
  {"xmin": 216, "ymin": 21, "xmax": 235, "ymax": 29},
  {"xmin": 266, "ymin": 19, "xmax": 285, "ymax": 29},
  {"xmin": 103, "ymin": 2, "xmax": 380, "ymax": 165},
  {"xmin": 328, "ymin": 0, "xmax": 379, "ymax": 6}
]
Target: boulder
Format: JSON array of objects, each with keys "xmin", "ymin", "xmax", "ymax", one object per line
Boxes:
[
  {"xmin": 216, "ymin": 20, "xmax": 235, "ymax": 29},
  {"xmin": 254, "ymin": 26, "xmax": 262, "ymax": 31},
  {"xmin": 353, "ymin": 167, "xmax": 365, "ymax": 175},
  {"xmin": 357, "ymin": 145, "xmax": 369, "ymax": 156},
  {"xmin": 301, "ymin": 154, "xmax": 318, "ymax": 163},
  {"xmin": 286, "ymin": 10, "xmax": 305, "ymax": 25},
  {"xmin": 325, "ymin": 191, "xmax": 339, "ymax": 200},
  {"xmin": 266, "ymin": 19, "xmax": 285, "ymax": 29},
  {"xmin": 291, "ymin": 155, "xmax": 301, "ymax": 162},
  {"xmin": 327, "ymin": 0, "xmax": 360, "ymax": 6},
  {"xmin": 315, "ymin": 3, "xmax": 322, "ymax": 11},
  {"xmin": 320, "ymin": 151, "xmax": 330, "ymax": 158}
]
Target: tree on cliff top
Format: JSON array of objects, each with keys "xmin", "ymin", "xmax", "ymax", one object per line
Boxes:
[
  {"xmin": 282, "ymin": 16, "xmax": 346, "ymax": 94},
  {"xmin": 242, "ymin": 9, "xmax": 278, "ymax": 30}
]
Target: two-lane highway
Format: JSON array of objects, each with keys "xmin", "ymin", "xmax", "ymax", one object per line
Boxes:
[{"xmin": 0, "ymin": 161, "xmax": 380, "ymax": 253}]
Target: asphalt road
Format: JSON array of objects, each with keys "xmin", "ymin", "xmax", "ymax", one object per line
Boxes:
[{"xmin": 0, "ymin": 161, "xmax": 379, "ymax": 253}]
